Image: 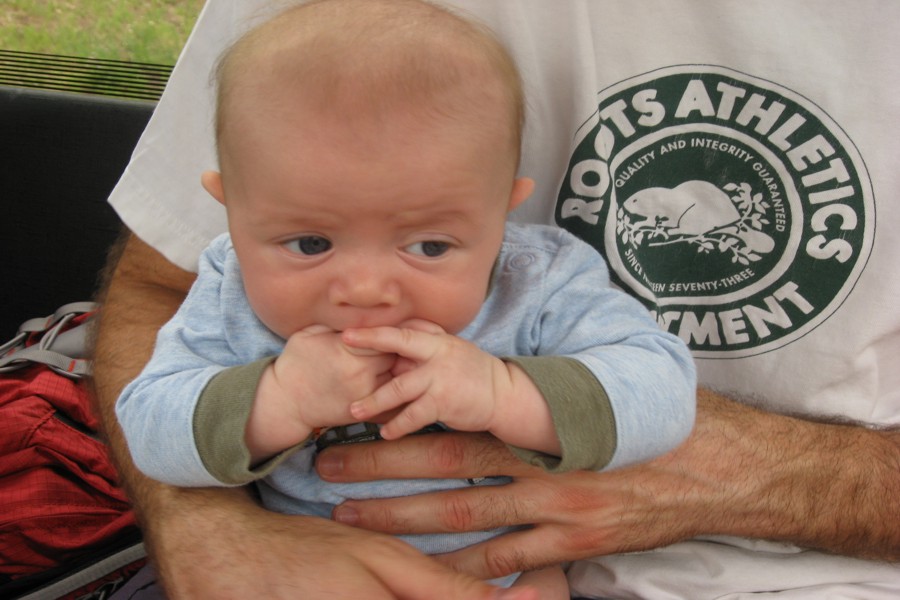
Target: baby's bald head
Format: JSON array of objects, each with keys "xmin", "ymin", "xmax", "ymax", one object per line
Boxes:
[{"xmin": 213, "ymin": 0, "xmax": 524, "ymax": 169}]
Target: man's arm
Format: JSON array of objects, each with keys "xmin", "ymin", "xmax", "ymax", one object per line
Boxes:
[
  {"xmin": 318, "ymin": 388, "xmax": 900, "ymax": 579},
  {"xmin": 90, "ymin": 231, "xmax": 535, "ymax": 600},
  {"xmin": 91, "ymin": 232, "xmax": 267, "ymax": 593},
  {"xmin": 91, "ymin": 230, "xmax": 199, "ymax": 532}
]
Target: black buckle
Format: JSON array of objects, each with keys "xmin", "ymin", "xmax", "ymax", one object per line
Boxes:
[{"xmin": 314, "ymin": 422, "xmax": 447, "ymax": 452}]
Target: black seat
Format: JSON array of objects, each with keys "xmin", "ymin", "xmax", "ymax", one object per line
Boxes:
[{"xmin": 0, "ymin": 86, "xmax": 155, "ymax": 337}]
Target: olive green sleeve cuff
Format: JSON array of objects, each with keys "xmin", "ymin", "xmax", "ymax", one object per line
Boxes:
[
  {"xmin": 503, "ymin": 356, "xmax": 616, "ymax": 473},
  {"xmin": 194, "ymin": 357, "xmax": 308, "ymax": 485}
]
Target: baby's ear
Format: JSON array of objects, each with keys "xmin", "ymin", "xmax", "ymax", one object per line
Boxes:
[
  {"xmin": 507, "ymin": 176, "xmax": 535, "ymax": 212},
  {"xmin": 201, "ymin": 170, "xmax": 226, "ymax": 205}
]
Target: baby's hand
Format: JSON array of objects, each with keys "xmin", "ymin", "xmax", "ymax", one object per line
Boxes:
[
  {"xmin": 248, "ymin": 325, "xmax": 395, "ymax": 460},
  {"xmin": 341, "ymin": 323, "xmax": 515, "ymax": 440},
  {"xmin": 278, "ymin": 325, "xmax": 396, "ymax": 427}
]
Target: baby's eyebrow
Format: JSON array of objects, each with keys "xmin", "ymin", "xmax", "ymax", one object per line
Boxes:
[
  {"xmin": 390, "ymin": 206, "xmax": 478, "ymax": 227},
  {"xmin": 246, "ymin": 206, "xmax": 340, "ymax": 232}
]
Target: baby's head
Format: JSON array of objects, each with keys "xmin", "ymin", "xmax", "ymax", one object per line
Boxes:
[
  {"xmin": 202, "ymin": 0, "xmax": 533, "ymax": 338},
  {"xmin": 213, "ymin": 0, "xmax": 524, "ymax": 175}
]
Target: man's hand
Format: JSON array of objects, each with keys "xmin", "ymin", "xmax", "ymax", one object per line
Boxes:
[
  {"xmin": 318, "ymin": 390, "xmax": 900, "ymax": 580},
  {"xmin": 147, "ymin": 486, "xmax": 537, "ymax": 600},
  {"xmin": 318, "ymin": 432, "xmax": 658, "ymax": 580}
]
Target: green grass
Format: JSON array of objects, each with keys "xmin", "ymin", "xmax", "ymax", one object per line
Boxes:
[{"xmin": 1, "ymin": 0, "xmax": 206, "ymax": 65}]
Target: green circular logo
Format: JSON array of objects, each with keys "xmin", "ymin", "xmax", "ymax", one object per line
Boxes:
[{"xmin": 556, "ymin": 66, "xmax": 875, "ymax": 358}]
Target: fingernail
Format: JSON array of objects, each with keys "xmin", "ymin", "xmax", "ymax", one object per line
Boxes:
[
  {"xmin": 494, "ymin": 588, "xmax": 534, "ymax": 600},
  {"xmin": 316, "ymin": 452, "xmax": 342, "ymax": 478},
  {"xmin": 332, "ymin": 504, "xmax": 360, "ymax": 525},
  {"xmin": 349, "ymin": 401, "xmax": 365, "ymax": 420}
]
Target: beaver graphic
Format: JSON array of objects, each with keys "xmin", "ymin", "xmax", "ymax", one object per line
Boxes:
[{"xmin": 622, "ymin": 180, "xmax": 775, "ymax": 253}]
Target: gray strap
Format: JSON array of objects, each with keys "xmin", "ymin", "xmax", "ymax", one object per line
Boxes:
[
  {"xmin": 0, "ymin": 346, "xmax": 92, "ymax": 377},
  {"xmin": 0, "ymin": 302, "xmax": 98, "ymax": 379},
  {"xmin": 14, "ymin": 301, "xmax": 98, "ymax": 335}
]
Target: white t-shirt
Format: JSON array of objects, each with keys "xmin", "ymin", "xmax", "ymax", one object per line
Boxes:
[{"xmin": 108, "ymin": 1, "xmax": 900, "ymax": 597}]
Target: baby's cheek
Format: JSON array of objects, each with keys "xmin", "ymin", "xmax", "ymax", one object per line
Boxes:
[
  {"xmin": 436, "ymin": 292, "xmax": 487, "ymax": 334},
  {"xmin": 244, "ymin": 286, "xmax": 299, "ymax": 339}
]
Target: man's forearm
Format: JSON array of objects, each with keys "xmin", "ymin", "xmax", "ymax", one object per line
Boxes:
[
  {"xmin": 319, "ymin": 387, "xmax": 899, "ymax": 579},
  {"xmin": 89, "ymin": 232, "xmax": 277, "ymax": 590},
  {"xmin": 684, "ymin": 389, "xmax": 900, "ymax": 560},
  {"xmin": 89, "ymin": 231, "xmax": 199, "ymax": 532}
]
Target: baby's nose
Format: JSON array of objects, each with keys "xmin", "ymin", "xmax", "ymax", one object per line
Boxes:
[{"xmin": 329, "ymin": 264, "xmax": 401, "ymax": 308}]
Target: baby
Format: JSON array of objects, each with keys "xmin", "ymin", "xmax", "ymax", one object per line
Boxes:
[{"xmin": 116, "ymin": 0, "xmax": 696, "ymax": 596}]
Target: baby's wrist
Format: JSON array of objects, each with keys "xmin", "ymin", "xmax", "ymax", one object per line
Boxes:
[
  {"xmin": 484, "ymin": 359, "xmax": 523, "ymax": 438},
  {"xmin": 246, "ymin": 364, "xmax": 312, "ymax": 462},
  {"xmin": 492, "ymin": 360, "xmax": 561, "ymax": 456}
]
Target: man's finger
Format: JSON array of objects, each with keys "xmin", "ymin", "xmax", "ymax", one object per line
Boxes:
[
  {"xmin": 332, "ymin": 483, "xmax": 537, "ymax": 535},
  {"xmin": 436, "ymin": 526, "xmax": 576, "ymax": 582},
  {"xmin": 317, "ymin": 432, "xmax": 533, "ymax": 482},
  {"xmin": 369, "ymin": 541, "xmax": 537, "ymax": 600}
]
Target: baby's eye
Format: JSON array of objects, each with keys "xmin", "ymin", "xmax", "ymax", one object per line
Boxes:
[
  {"xmin": 406, "ymin": 241, "xmax": 450, "ymax": 257},
  {"xmin": 284, "ymin": 236, "xmax": 332, "ymax": 256}
]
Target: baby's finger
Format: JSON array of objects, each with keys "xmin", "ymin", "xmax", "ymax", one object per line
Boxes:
[
  {"xmin": 350, "ymin": 370, "xmax": 429, "ymax": 422},
  {"xmin": 396, "ymin": 318, "xmax": 446, "ymax": 334},
  {"xmin": 391, "ymin": 356, "xmax": 417, "ymax": 376},
  {"xmin": 378, "ymin": 396, "xmax": 440, "ymax": 440},
  {"xmin": 343, "ymin": 326, "xmax": 440, "ymax": 362},
  {"xmin": 295, "ymin": 324, "xmax": 335, "ymax": 337},
  {"xmin": 342, "ymin": 344, "xmax": 386, "ymax": 357}
]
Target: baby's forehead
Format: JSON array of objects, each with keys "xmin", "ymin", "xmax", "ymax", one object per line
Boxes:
[
  {"xmin": 228, "ymin": 0, "xmax": 516, "ymax": 92},
  {"xmin": 234, "ymin": 0, "xmax": 487, "ymax": 65},
  {"xmin": 217, "ymin": 0, "xmax": 523, "ymax": 163}
]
